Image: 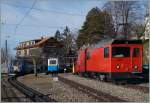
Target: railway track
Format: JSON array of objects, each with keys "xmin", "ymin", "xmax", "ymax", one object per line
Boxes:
[
  {"xmin": 1, "ymin": 74, "xmax": 28, "ymax": 102},
  {"xmin": 58, "ymin": 75, "xmax": 127, "ymax": 102},
  {"xmin": 1, "ymin": 80, "xmax": 21, "ymax": 102},
  {"xmin": 80, "ymin": 75, "xmax": 149, "ymax": 93},
  {"xmin": 123, "ymin": 84, "xmax": 149, "ymax": 93},
  {"xmin": 8, "ymin": 76, "xmax": 57, "ymax": 102},
  {"xmin": 100, "ymin": 79, "xmax": 149, "ymax": 93}
]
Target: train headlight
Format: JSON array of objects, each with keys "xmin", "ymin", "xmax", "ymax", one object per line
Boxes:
[
  {"xmin": 116, "ymin": 65, "xmax": 120, "ymax": 69},
  {"xmin": 134, "ymin": 65, "xmax": 138, "ymax": 72},
  {"xmin": 134, "ymin": 65, "xmax": 138, "ymax": 69}
]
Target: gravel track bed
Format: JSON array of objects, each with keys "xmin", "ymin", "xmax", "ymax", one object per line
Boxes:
[
  {"xmin": 59, "ymin": 73, "xmax": 149, "ymax": 102},
  {"xmin": 1, "ymin": 75, "xmax": 31, "ymax": 102},
  {"xmin": 18, "ymin": 74, "xmax": 99, "ymax": 102},
  {"xmin": 123, "ymin": 85, "xmax": 149, "ymax": 93},
  {"xmin": 81, "ymin": 77, "xmax": 149, "ymax": 93},
  {"xmin": 137, "ymin": 83, "xmax": 149, "ymax": 87}
]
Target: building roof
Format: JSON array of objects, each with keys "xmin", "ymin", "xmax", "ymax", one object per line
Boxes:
[
  {"xmin": 34, "ymin": 37, "xmax": 49, "ymax": 46},
  {"xmin": 15, "ymin": 37, "xmax": 62, "ymax": 50},
  {"xmin": 20, "ymin": 38, "xmax": 41, "ymax": 43}
]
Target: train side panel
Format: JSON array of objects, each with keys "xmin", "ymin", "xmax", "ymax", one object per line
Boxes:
[
  {"xmin": 86, "ymin": 47, "xmax": 111, "ymax": 73},
  {"xmin": 48, "ymin": 65, "xmax": 59, "ymax": 71},
  {"xmin": 75, "ymin": 50, "xmax": 86, "ymax": 73}
]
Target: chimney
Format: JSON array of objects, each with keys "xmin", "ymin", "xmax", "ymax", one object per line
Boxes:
[{"xmin": 41, "ymin": 36, "xmax": 44, "ymax": 39}]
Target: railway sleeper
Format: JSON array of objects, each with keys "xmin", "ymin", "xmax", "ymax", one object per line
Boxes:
[
  {"xmin": 8, "ymin": 76, "xmax": 57, "ymax": 102},
  {"xmin": 13, "ymin": 80, "xmax": 43, "ymax": 96},
  {"xmin": 58, "ymin": 76, "xmax": 126, "ymax": 102}
]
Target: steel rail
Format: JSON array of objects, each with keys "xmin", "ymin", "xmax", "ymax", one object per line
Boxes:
[
  {"xmin": 58, "ymin": 75, "xmax": 127, "ymax": 102},
  {"xmin": 8, "ymin": 76, "xmax": 57, "ymax": 102},
  {"xmin": 2, "ymin": 77, "xmax": 21, "ymax": 102},
  {"xmin": 79, "ymin": 74, "xmax": 149, "ymax": 93}
]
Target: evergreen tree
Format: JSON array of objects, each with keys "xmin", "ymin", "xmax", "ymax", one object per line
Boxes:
[
  {"xmin": 63, "ymin": 26, "xmax": 70, "ymax": 38},
  {"xmin": 76, "ymin": 7, "xmax": 115, "ymax": 48},
  {"xmin": 54, "ymin": 30, "xmax": 61, "ymax": 41}
]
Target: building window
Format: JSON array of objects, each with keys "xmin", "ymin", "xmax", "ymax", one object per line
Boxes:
[
  {"xmin": 23, "ymin": 43, "xmax": 25, "ymax": 47},
  {"xmin": 33, "ymin": 41, "xmax": 35, "ymax": 45},
  {"xmin": 17, "ymin": 51, "xmax": 21, "ymax": 55},
  {"xmin": 104, "ymin": 47, "xmax": 109, "ymax": 58},
  {"xmin": 30, "ymin": 41, "xmax": 35, "ymax": 45},
  {"xmin": 24, "ymin": 50, "xmax": 27, "ymax": 55},
  {"xmin": 27, "ymin": 42, "xmax": 29, "ymax": 46}
]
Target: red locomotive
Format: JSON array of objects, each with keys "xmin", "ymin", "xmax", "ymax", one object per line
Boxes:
[{"xmin": 75, "ymin": 39, "xmax": 143, "ymax": 81}]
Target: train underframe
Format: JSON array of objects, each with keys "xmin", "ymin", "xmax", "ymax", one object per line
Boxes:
[{"xmin": 75, "ymin": 71, "xmax": 143, "ymax": 82}]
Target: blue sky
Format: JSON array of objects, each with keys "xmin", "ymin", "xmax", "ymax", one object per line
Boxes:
[{"xmin": 1, "ymin": 0, "xmax": 107, "ymax": 56}]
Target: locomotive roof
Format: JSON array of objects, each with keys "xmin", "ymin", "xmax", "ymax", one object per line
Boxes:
[
  {"xmin": 80, "ymin": 39, "xmax": 142, "ymax": 50},
  {"xmin": 112, "ymin": 39, "xmax": 142, "ymax": 44}
]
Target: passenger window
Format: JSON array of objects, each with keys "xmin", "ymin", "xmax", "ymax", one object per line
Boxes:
[
  {"xmin": 133, "ymin": 48, "xmax": 139, "ymax": 57},
  {"xmin": 104, "ymin": 48, "xmax": 109, "ymax": 58}
]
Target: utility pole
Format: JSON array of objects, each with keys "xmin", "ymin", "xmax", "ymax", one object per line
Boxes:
[
  {"xmin": 5, "ymin": 39, "xmax": 8, "ymax": 67},
  {"xmin": 5, "ymin": 36, "xmax": 10, "ymax": 73}
]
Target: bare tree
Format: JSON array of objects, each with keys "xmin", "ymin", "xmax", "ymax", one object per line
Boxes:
[
  {"xmin": 30, "ymin": 48, "xmax": 42, "ymax": 76},
  {"xmin": 132, "ymin": 17, "xmax": 149, "ymax": 39},
  {"xmin": 62, "ymin": 26, "xmax": 75, "ymax": 56},
  {"xmin": 103, "ymin": 1, "xmax": 146, "ymax": 39}
]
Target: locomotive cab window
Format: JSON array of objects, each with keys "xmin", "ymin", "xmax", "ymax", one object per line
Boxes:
[
  {"xmin": 104, "ymin": 47, "xmax": 109, "ymax": 58},
  {"xmin": 112, "ymin": 47, "xmax": 130, "ymax": 57},
  {"xmin": 133, "ymin": 48, "xmax": 139, "ymax": 57}
]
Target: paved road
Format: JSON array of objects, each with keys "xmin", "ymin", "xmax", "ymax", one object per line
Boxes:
[{"xmin": 1, "ymin": 74, "xmax": 31, "ymax": 102}]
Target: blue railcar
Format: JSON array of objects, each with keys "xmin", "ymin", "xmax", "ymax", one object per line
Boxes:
[
  {"xmin": 10, "ymin": 59, "xmax": 33, "ymax": 75},
  {"xmin": 47, "ymin": 58, "xmax": 59, "ymax": 73},
  {"xmin": 8, "ymin": 60, "xmax": 15, "ymax": 76},
  {"xmin": 18, "ymin": 59, "xmax": 25, "ymax": 75},
  {"xmin": 18, "ymin": 59, "xmax": 33, "ymax": 75}
]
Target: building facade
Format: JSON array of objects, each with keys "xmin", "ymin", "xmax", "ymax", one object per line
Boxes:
[
  {"xmin": 15, "ymin": 37, "xmax": 63, "ymax": 73},
  {"xmin": 16, "ymin": 37, "xmax": 63, "ymax": 58}
]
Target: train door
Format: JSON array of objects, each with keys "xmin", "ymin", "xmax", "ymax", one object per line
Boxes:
[{"xmin": 131, "ymin": 47, "xmax": 142, "ymax": 73}]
